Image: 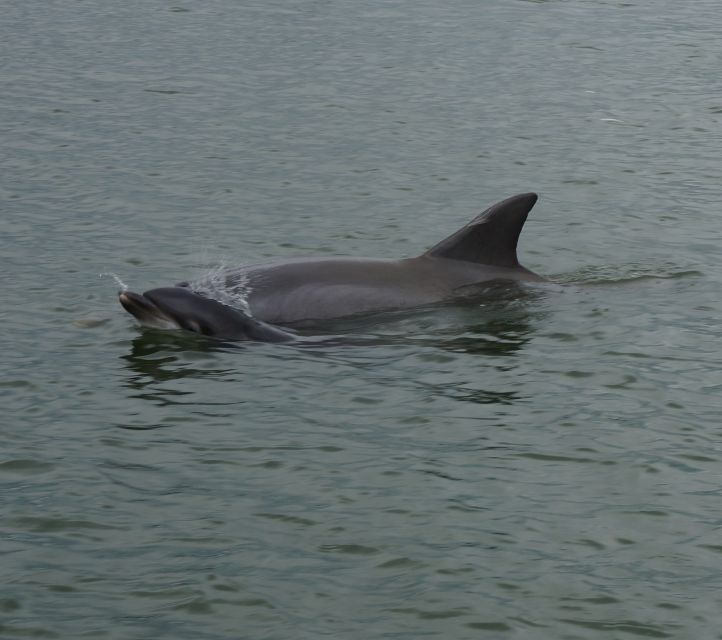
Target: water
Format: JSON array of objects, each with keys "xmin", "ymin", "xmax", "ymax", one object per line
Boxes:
[
  {"xmin": 3, "ymin": 0, "xmax": 722, "ymax": 638},
  {"xmin": 188, "ymin": 266, "xmax": 254, "ymax": 315}
]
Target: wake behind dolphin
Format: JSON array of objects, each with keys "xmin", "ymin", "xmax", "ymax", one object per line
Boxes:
[{"xmin": 119, "ymin": 193, "xmax": 545, "ymax": 342}]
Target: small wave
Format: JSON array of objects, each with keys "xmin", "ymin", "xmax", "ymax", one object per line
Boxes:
[{"xmin": 553, "ymin": 264, "xmax": 703, "ymax": 286}]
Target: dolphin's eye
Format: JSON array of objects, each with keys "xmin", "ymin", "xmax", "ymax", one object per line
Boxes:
[{"xmin": 185, "ymin": 319, "xmax": 204, "ymax": 334}]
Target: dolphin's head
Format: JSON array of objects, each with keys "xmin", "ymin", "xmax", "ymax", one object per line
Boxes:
[{"xmin": 119, "ymin": 287, "xmax": 292, "ymax": 342}]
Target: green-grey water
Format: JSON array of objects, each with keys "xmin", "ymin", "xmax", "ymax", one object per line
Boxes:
[{"xmin": 3, "ymin": 1, "xmax": 722, "ymax": 638}]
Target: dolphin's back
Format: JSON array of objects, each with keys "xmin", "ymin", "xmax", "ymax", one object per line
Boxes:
[
  {"xmin": 234, "ymin": 257, "xmax": 445, "ymax": 324},
  {"xmin": 182, "ymin": 193, "xmax": 542, "ymax": 326},
  {"xmin": 224, "ymin": 256, "xmax": 536, "ymax": 325}
]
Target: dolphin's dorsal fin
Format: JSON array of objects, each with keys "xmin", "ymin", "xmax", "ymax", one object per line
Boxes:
[{"xmin": 424, "ymin": 193, "xmax": 538, "ymax": 267}]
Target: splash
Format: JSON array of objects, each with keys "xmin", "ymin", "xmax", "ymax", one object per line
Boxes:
[
  {"xmin": 556, "ymin": 263, "xmax": 703, "ymax": 286},
  {"xmin": 188, "ymin": 265, "xmax": 253, "ymax": 315},
  {"xmin": 100, "ymin": 272, "xmax": 129, "ymax": 292}
]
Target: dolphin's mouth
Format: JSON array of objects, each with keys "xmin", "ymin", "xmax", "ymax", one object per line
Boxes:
[{"xmin": 119, "ymin": 291, "xmax": 181, "ymax": 330}]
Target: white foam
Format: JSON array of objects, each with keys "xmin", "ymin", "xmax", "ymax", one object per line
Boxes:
[{"xmin": 188, "ymin": 265, "xmax": 253, "ymax": 315}]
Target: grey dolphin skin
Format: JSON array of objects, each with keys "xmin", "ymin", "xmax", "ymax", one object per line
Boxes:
[{"xmin": 119, "ymin": 192, "xmax": 545, "ymax": 341}]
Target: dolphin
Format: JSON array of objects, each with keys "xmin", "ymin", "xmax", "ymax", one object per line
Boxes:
[
  {"xmin": 119, "ymin": 192, "xmax": 545, "ymax": 341},
  {"xmin": 119, "ymin": 287, "xmax": 295, "ymax": 342}
]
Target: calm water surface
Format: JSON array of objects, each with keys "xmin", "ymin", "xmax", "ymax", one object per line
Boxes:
[{"xmin": 3, "ymin": 1, "xmax": 722, "ymax": 638}]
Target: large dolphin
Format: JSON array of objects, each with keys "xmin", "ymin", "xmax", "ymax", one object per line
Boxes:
[{"xmin": 119, "ymin": 192, "xmax": 545, "ymax": 341}]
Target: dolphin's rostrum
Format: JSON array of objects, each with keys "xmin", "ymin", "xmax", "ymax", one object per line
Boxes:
[{"xmin": 119, "ymin": 193, "xmax": 544, "ymax": 341}]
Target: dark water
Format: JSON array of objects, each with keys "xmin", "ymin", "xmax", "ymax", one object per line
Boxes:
[{"xmin": 4, "ymin": 1, "xmax": 722, "ymax": 638}]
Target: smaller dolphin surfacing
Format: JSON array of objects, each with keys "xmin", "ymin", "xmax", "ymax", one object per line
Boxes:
[{"xmin": 119, "ymin": 192, "xmax": 545, "ymax": 342}]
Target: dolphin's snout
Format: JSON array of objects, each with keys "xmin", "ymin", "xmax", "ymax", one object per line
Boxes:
[
  {"xmin": 119, "ymin": 291, "xmax": 153, "ymax": 314},
  {"xmin": 119, "ymin": 291, "xmax": 135, "ymax": 311},
  {"xmin": 118, "ymin": 291, "xmax": 134, "ymax": 307},
  {"xmin": 119, "ymin": 290, "xmax": 173, "ymax": 327}
]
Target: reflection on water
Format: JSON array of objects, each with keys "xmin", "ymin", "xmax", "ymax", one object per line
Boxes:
[
  {"xmin": 429, "ymin": 314, "xmax": 536, "ymax": 357},
  {"xmin": 121, "ymin": 330, "xmax": 235, "ymax": 388},
  {"xmin": 119, "ymin": 283, "xmax": 547, "ymax": 418},
  {"xmin": 414, "ymin": 283, "xmax": 546, "ymax": 356}
]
